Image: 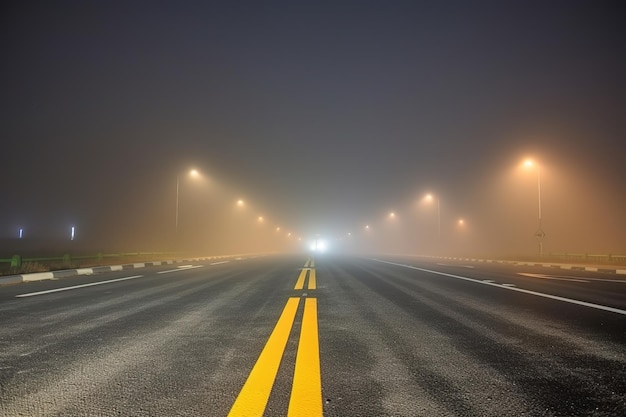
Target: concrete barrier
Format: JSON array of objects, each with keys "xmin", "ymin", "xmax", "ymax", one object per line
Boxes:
[{"xmin": 0, "ymin": 254, "xmax": 254, "ymax": 286}]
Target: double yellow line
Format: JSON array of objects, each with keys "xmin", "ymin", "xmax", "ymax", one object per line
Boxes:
[
  {"xmin": 228, "ymin": 258, "xmax": 322, "ymax": 417},
  {"xmin": 294, "ymin": 268, "xmax": 316, "ymax": 290}
]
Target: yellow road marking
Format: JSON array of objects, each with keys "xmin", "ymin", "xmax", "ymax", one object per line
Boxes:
[
  {"xmin": 228, "ymin": 297, "xmax": 300, "ymax": 417},
  {"xmin": 295, "ymin": 269, "xmax": 308, "ymax": 290},
  {"xmin": 288, "ymin": 298, "xmax": 322, "ymax": 416},
  {"xmin": 308, "ymin": 269, "xmax": 316, "ymax": 290}
]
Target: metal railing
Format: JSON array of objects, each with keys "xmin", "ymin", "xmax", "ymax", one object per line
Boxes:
[
  {"xmin": 0, "ymin": 252, "xmax": 178, "ymax": 275},
  {"xmin": 548, "ymin": 252, "xmax": 626, "ymax": 263}
]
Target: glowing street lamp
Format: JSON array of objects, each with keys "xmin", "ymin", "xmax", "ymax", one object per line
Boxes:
[
  {"xmin": 424, "ymin": 193, "xmax": 441, "ymax": 239},
  {"xmin": 389, "ymin": 212, "xmax": 396, "ymax": 219},
  {"xmin": 176, "ymin": 168, "xmax": 201, "ymax": 234},
  {"xmin": 236, "ymin": 199, "xmax": 245, "ymax": 207},
  {"xmin": 523, "ymin": 159, "xmax": 546, "ymax": 255}
]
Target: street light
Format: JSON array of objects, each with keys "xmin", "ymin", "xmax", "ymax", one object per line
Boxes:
[
  {"xmin": 424, "ymin": 193, "xmax": 441, "ymax": 239},
  {"xmin": 176, "ymin": 169, "xmax": 201, "ymax": 234},
  {"xmin": 523, "ymin": 159, "xmax": 546, "ymax": 256}
]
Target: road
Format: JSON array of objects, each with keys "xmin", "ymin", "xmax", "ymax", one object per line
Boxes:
[{"xmin": 1, "ymin": 254, "xmax": 625, "ymax": 416}]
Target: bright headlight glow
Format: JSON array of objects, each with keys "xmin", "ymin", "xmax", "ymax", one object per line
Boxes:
[{"xmin": 309, "ymin": 239, "xmax": 328, "ymax": 253}]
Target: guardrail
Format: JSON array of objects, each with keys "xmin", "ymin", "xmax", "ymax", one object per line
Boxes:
[
  {"xmin": 548, "ymin": 252, "xmax": 626, "ymax": 263},
  {"xmin": 0, "ymin": 252, "xmax": 178, "ymax": 275}
]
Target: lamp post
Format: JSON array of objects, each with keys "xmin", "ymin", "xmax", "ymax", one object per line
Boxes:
[
  {"xmin": 523, "ymin": 159, "xmax": 546, "ymax": 256},
  {"xmin": 424, "ymin": 193, "xmax": 441, "ymax": 239},
  {"xmin": 175, "ymin": 169, "xmax": 200, "ymax": 234}
]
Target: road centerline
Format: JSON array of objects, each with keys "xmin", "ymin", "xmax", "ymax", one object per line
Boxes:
[
  {"xmin": 228, "ymin": 297, "xmax": 300, "ymax": 417},
  {"xmin": 288, "ymin": 297, "xmax": 322, "ymax": 416},
  {"xmin": 295, "ymin": 269, "xmax": 308, "ymax": 290}
]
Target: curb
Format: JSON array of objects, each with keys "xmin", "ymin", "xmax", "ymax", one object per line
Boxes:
[
  {"xmin": 426, "ymin": 256, "xmax": 626, "ymax": 275},
  {"xmin": 0, "ymin": 255, "xmax": 244, "ymax": 287}
]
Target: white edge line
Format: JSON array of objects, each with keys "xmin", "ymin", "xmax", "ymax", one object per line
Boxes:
[
  {"xmin": 371, "ymin": 259, "xmax": 626, "ymax": 316},
  {"xmin": 16, "ymin": 275, "xmax": 144, "ymax": 298},
  {"xmin": 157, "ymin": 265, "xmax": 203, "ymax": 274},
  {"xmin": 210, "ymin": 261, "xmax": 230, "ymax": 265},
  {"xmin": 517, "ymin": 273, "xmax": 589, "ymax": 283}
]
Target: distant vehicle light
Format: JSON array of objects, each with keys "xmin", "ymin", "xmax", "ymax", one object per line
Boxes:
[{"xmin": 309, "ymin": 239, "xmax": 328, "ymax": 253}]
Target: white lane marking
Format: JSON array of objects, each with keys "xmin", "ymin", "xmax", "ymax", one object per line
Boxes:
[
  {"xmin": 210, "ymin": 261, "xmax": 230, "ymax": 265},
  {"xmin": 157, "ymin": 265, "xmax": 203, "ymax": 274},
  {"xmin": 16, "ymin": 275, "xmax": 143, "ymax": 298},
  {"xmin": 501, "ymin": 283, "xmax": 516, "ymax": 287},
  {"xmin": 585, "ymin": 277, "xmax": 626, "ymax": 283},
  {"xmin": 518, "ymin": 272, "xmax": 626, "ymax": 283},
  {"xmin": 372, "ymin": 259, "xmax": 626, "ymax": 316},
  {"xmin": 561, "ymin": 275, "xmax": 626, "ymax": 283},
  {"xmin": 517, "ymin": 273, "xmax": 589, "ymax": 283},
  {"xmin": 436, "ymin": 263, "xmax": 475, "ymax": 269},
  {"xmin": 483, "ymin": 280, "xmax": 495, "ymax": 283}
]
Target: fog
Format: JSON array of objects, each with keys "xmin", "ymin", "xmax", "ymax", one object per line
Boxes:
[{"xmin": 1, "ymin": 2, "xmax": 624, "ymax": 262}]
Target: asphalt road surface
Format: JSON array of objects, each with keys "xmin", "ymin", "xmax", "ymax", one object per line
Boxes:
[{"xmin": 1, "ymin": 254, "xmax": 625, "ymax": 416}]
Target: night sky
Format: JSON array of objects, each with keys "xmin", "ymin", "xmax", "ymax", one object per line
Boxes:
[{"xmin": 2, "ymin": 1, "xmax": 624, "ymax": 256}]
